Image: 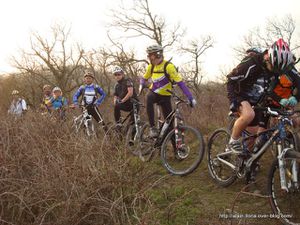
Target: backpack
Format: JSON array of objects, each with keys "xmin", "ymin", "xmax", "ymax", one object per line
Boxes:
[{"xmin": 149, "ymin": 59, "xmax": 177, "ymax": 84}]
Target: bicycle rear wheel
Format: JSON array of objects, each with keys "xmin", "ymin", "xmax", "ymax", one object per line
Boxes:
[
  {"xmin": 161, "ymin": 125, "xmax": 204, "ymax": 176},
  {"xmin": 207, "ymin": 128, "xmax": 237, "ymax": 187},
  {"xmin": 268, "ymin": 158, "xmax": 300, "ymax": 225}
]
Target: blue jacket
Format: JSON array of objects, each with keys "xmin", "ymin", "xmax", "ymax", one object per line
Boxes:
[
  {"xmin": 73, "ymin": 84, "xmax": 106, "ymax": 106},
  {"xmin": 50, "ymin": 96, "xmax": 68, "ymax": 109}
]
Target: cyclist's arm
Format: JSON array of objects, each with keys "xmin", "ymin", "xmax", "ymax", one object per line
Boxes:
[
  {"xmin": 121, "ymin": 79, "xmax": 134, "ymax": 102},
  {"xmin": 140, "ymin": 64, "xmax": 152, "ymax": 85},
  {"xmin": 21, "ymin": 99, "xmax": 27, "ymax": 111},
  {"xmin": 72, "ymin": 86, "xmax": 83, "ymax": 105},
  {"xmin": 226, "ymin": 57, "xmax": 257, "ymax": 103},
  {"xmin": 167, "ymin": 64, "xmax": 194, "ymax": 100},
  {"xmin": 95, "ymin": 85, "xmax": 106, "ymax": 106}
]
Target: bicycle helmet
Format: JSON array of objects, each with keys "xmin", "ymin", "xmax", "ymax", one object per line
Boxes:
[
  {"xmin": 246, "ymin": 47, "xmax": 263, "ymax": 54},
  {"xmin": 52, "ymin": 87, "xmax": 62, "ymax": 93},
  {"xmin": 11, "ymin": 90, "xmax": 19, "ymax": 95},
  {"xmin": 112, "ymin": 66, "xmax": 124, "ymax": 74},
  {"xmin": 146, "ymin": 44, "xmax": 163, "ymax": 54},
  {"xmin": 268, "ymin": 39, "xmax": 294, "ymax": 72},
  {"xmin": 43, "ymin": 84, "xmax": 51, "ymax": 90},
  {"xmin": 83, "ymin": 71, "xmax": 95, "ymax": 78}
]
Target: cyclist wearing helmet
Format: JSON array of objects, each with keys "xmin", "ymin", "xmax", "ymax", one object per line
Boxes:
[
  {"xmin": 72, "ymin": 71, "xmax": 106, "ymax": 123},
  {"xmin": 48, "ymin": 87, "xmax": 68, "ymax": 119},
  {"xmin": 246, "ymin": 47, "xmax": 264, "ymax": 57},
  {"xmin": 140, "ymin": 44, "xmax": 196, "ymax": 137},
  {"xmin": 41, "ymin": 84, "xmax": 53, "ymax": 113},
  {"xmin": 227, "ymin": 38, "xmax": 295, "ymax": 154},
  {"xmin": 113, "ymin": 66, "xmax": 138, "ymax": 124},
  {"xmin": 8, "ymin": 90, "xmax": 27, "ymax": 117},
  {"xmin": 49, "ymin": 87, "xmax": 68, "ymax": 109}
]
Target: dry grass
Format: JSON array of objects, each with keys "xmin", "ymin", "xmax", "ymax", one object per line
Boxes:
[{"xmin": 0, "ymin": 112, "xmax": 177, "ymax": 225}]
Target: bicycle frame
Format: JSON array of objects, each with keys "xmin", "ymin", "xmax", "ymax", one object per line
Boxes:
[
  {"xmin": 153, "ymin": 93, "xmax": 186, "ymax": 148},
  {"xmin": 73, "ymin": 107, "xmax": 94, "ymax": 134},
  {"xmin": 218, "ymin": 108, "xmax": 298, "ymax": 188}
]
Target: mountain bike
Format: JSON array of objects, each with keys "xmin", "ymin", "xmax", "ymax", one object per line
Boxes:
[
  {"xmin": 208, "ymin": 107, "xmax": 300, "ymax": 225},
  {"xmin": 207, "ymin": 107, "xmax": 299, "ymax": 188},
  {"xmin": 101, "ymin": 98, "xmax": 144, "ymax": 149},
  {"xmin": 72, "ymin": 105, "xmax": 107, "ymax": 137},
  {"xmin": 134, "ymin": 89, "xmax": 205, "ymax": 176}
]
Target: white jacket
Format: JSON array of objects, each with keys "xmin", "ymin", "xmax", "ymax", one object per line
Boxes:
[{"xmin": 8, "ymin": 98, "xmax": 27, "ymax": 116}]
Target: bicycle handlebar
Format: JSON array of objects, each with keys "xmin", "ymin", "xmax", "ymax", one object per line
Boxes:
[{"xmin": 166, "ymin": 89, "xmax": 189, "ymax": 105}]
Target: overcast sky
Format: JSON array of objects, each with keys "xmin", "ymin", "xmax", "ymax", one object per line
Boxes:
[{"xmin": 1, "ymin": 0, "xmax": 300, "ymax": 80}]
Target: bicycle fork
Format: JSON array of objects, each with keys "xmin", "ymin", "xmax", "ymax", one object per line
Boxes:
[{"xmin": 277, "ymin": 145, "xmax": 299, "ymax": 192}]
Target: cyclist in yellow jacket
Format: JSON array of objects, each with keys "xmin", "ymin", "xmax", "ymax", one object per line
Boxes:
[{"xmin": 140, "ymin": 44, "xmax": 196, "ymax": 137}]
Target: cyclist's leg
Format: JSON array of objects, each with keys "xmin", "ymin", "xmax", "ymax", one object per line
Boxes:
[
  {"xmin": 231, "ymin": 101, "xmax": 255, "ymax": 139},
  {"xmin": 87, "ymin": 105, "xmax": 103, "ymax": 124},
  {"xmin": 230, "ymin": 101, "xmax": 255, "ymax": 153},
  {"xmin": 146, "ymin": 91, "xmax": 158, "ymax": 127}
]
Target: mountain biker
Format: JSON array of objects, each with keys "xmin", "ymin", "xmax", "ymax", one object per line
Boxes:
[
  {"xmin": 8, "ymin": 90, "xmax": 27, "ymax": 117},
  {"xmin": 48, "ymin": 87, "xmax": 68, "ymax": 119},
  {"xmin": 72, "ymin": 71, "xmax": 106, "ymax": 123},
  {"xmin": 140, "ymin": 44, "xmax": 197, "ymax": 138},
  {"xmin": 227, "ymin": 39, "xmax": 294, "ymax": 154},
  {"xmin": 41, "ymin": 84, "xmax": 53, "ymax": 113},
  {"xmin": 113, "ymin": 66, "xmax": 138, "ymax": 124}
]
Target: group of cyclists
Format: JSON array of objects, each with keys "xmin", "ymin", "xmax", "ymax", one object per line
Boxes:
[
  {"xmin": 5, "ymin": 39, "xmax": 300, "ymax": 224},
  {"xmin": 8, "ymin": 44, "xmax": 197, "ymax": 139},
  {"xmin": 8, "ymin": 39, "xmax": 300, "ymax": 144}
]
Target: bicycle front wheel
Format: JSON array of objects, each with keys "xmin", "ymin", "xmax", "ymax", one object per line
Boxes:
[
  {"xmin": 207, "ymin": 128, "xmax": 237, "ymax": 187},
  {"xmin": 268, "ymin": 158, "xmax": 300, "ymax": 225},
  {"xmin": 161, "ymin": 125, "xmax": 204, "ymax": 176}
]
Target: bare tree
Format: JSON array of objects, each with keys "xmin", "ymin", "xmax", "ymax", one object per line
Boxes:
[
  {"xmin": 233, "ymin": 14, "xmax": 300, "ymax": 59},
  {"xmin": 180, "ymin": 36, "xmax": 214, "ymax": 93},
  {"xmin": 108, "ymin": 0, "xmax": 185, "ymax": 48},
  {"xmin": 11, "ymin": 23, "xmax": 85, "ymax": 96}
]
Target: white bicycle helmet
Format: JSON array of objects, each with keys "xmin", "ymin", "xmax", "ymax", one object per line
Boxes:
[
  {"xmin": 112, "ymin": 66, "xmax": 124, "ymax": 74},
  {"xmin": 268, "ymin": 39, "xmax": 294, "ymax": 72},
  {"xmin": 11, "ymin": 90, "xmax": 19, "ymax": 95},
  {"xmin": 52, "ymin": 87, "xmax": 62, "ymax": 93},
  {"xmin": 146, "ymin": 44, "xmax": 163, "ymax": 54}
]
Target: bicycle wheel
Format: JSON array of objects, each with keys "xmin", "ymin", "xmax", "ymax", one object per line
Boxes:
[
  {"xmin": 207, "ymin": 128, "xmax": 237, "ymax": 187},
  {"xmin": 86, "ymin": 119, "xmax": 96, "ymax": 137},
  {"xmin": 125, "ymin": 122, "xmax": 145, "ymax": 156},
  {"xmin": 268, "ymin": 158, "xmax": 300, "ymax": 225},
  {"xmin": 161, "ymin": 125, "xmax": 204, "ymax": 176},
  {"xmin": 131, "ymin": 123, "xmax": 156, "ymax": 162}
]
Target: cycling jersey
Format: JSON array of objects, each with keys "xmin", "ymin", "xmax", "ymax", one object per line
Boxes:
[
  {"xmin": 143, "ymin": 60, "xmax": 182, "ymax": 96},
  {"xmin": 227, "ymin": 53, "xmax": 274, "ymax": 105},
  {"xmin": 73, "ymin": 84, "xmax": 106, "ymax": 106},
  {"xmin": 114, "ymin": 77, "xmax": 137, "ymax": 102},
  {"xmin": 50, "ymin": 96, "xmax": 68, "ymax": 109}
]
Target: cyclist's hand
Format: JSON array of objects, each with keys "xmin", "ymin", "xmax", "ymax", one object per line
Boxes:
[
  {"xmin": 288, "ymin": 96, "xmax": 297, "ymax": 106},
  {"xmin": 115, "ymin": 98, "xmax": 122, "ymax": 105},
  {"xmin": 189, "ymin": 98, "xmax": 197, "ymax": 108},
  {"xmin": 279, "ymin": 98, "xmax": 289, "ymax": 107}
]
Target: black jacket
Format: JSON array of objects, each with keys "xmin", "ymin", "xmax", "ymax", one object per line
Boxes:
[
  {"xmin": 114, "ymin": 78, "xmax": 137, "ymax": 102},
  {"xmin": 226, "ymin": 53, "xmax": 274, "ymax": 105}
]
